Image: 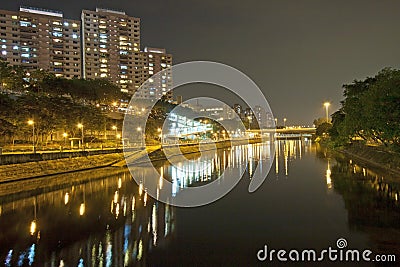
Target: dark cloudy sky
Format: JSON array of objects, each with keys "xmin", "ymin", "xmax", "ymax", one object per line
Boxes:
[{"xmin": 2, "ymin": 0, "xmax": 400, "ymax": 124}]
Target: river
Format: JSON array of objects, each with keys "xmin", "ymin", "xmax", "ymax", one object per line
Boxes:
[{"xmin": 0, "ymin": 140, "xmax": 399, "ymax": 266}]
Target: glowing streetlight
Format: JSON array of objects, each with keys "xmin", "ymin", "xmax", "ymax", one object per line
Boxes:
[
  {"xmin": 157, "ymin": 128, "xmax": 162, "ymax": 144},
  {"xmin": 247, "ymin": 116, "xmax": 252, "ymax": 130},
  {"xmin": 137, "ymin": 127, "xmax": 143, "ymax": 147},
  {"xmin": 283, "ymin": 118, "xmax": 287, "ymax": 128},
  {"xmin": 62, "ymin": 132, "xmax": 68, "ymax": 147},
  {"xmin": 324, "ymin": 102, "xmax": 330, "ymax": 122},
  {"xmin": 27, "ymin": 120, "xmax": 35, "ymax": 153},
  {"xmin": 274, "ymin": 118, "xmax": 278, "ymax": 127},
  {"xmin": 77, "ymin": 123, "xmax": 84, "ymax": 150}
]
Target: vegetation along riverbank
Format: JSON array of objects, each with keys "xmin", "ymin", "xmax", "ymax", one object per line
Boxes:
[{"xmin": 314, "ymin": 68, "xmax": 400, "ymax": 174}]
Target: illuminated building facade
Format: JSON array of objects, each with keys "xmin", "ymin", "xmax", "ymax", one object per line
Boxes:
[
  {"xmin": 135, "ymin": 47, "xmax": 173, "ymax": 101},
  {"xmin": 81, "ymin": 8, "xmax": 141, "ymax": 94},
  {"xmin": 0, "ymin": 7, "xmax": 82, "ymax": 78}
]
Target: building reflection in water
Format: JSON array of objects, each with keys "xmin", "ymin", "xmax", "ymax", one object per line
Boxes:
[
  {"xmin": 0, "ymin": 170, "xmax": 175, "ymax": 266},
  {"xmin": 0, "ymin": 141, "xmax": 320, "ymax": 266},
  {"xmin": 129, "ymin": 143, "xmax": 274, "ymax": 200},
  {"xmin": 274, "ymin": 139, "xmax": 313, "ymax": 177},
  {"xmin": 0, "ymin": 142, "xmax": 276, "ymax": 266}
]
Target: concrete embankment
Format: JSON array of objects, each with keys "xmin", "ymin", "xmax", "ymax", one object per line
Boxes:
[
  {"xmin": 0, "ymin": 148, "xmax": 126, "ymax": 165},
  {"xmin": 340, "ymin": 144, "xmax": 400, "ymax": 175},
  {"xmin": 0, "ymin": 152, "xmax": 125, "ymax": 183},
  {"xmin": 122, "ymin": 138, "xmax": 262, "ymax": 165}
]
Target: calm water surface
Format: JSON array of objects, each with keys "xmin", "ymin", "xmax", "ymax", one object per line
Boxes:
[{"xmin": 0, "ymin": 140, "xmax": 399, "ymax": 266}]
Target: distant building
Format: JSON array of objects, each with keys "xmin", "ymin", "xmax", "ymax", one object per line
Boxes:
[
  {"xmin": 0, "ymin": 6, "xmax": 82, "ymax": 78},
  {"xmin": 81, "ymin": 8, "xmax": 141, "ymax": 94},
  {"xmin": 135, "ymin": 47, "xmax": 173, "ymax": 101}
]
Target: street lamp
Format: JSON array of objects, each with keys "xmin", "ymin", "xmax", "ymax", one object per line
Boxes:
[
  {"xmin": 77, "ymin": 123, "xmax": 84, "ymax": 150},
  {"xmin": 137, "ymin": 127, "xmax": 143, "ymax": 147},
  {"xmin": 247, "ymin": 116, "xmax": 252, "ymax": 130},
  {"xmin": 274, "ymin": 118, "xmax": 278, "ymax": 128},
  {"xmin": 62, "ymin": 132, "xmax": 68, "ymax": 147},
  {"xmin": 283, "ymin": 118, "xmax": 287, "ymax": 128},
  {"xmin": 324, "ymin": 102, "xmax": 330, "ymax": 122},
  {"xmin": 157, "ymin": 128, "xmax": 162, "ymax": 144},
  {"xmin": 27, "ymin": 120, "xmax": 35, "ymax": 153},
  {"xmin": 112, "ymin": 126, "xmax": 119, "ymax": 148}
]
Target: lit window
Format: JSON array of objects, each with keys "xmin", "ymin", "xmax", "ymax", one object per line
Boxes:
[
  {"xmin": 20, "ymin": 21, "xmax": 31, "ymax": 27},
  {"xmin": 72, "ymin": 34, "xmax": 78, "ymax": 39},
  {"xmin": 63, "ymin": 22, "xmax": 69, "ymax": 27},
  {"xmin": 1, "ymin": 45, "xmax": 5, "ymax": 49},
  {"xmin": 53, "ymin": 32, "xmax": 63, "ymax": 37},
  {"xmin": 72, "ymin": 23, "xmax": 78, "ymax": 28},
  {"xmin": 1, "ymin": 51, "xmax": 6, "ymax": 56},
  {"xmin": 13, "ymin": 45, "xmax": 18, "ymax": 50},
  {"xmin": 11, "ymin": 15, "xmax": 18, "ymax": 20}
]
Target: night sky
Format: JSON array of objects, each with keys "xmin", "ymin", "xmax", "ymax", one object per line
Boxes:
[{"xmin": 2, "ymin": 0, "xmax": 400, "ymax": 124}]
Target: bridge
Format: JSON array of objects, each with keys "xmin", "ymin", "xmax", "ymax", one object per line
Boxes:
[{"xmin": 247, "ymin": 127, "xmax": 316, "ymax": 140}]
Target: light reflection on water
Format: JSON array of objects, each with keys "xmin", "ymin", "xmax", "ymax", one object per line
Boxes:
[{"xmin": 0, "ymin": 141, "xmax": 399, "ymax": 265}]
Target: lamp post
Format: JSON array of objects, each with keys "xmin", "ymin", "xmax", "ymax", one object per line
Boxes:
[
  {"xmin": 112, "ymin": 125, "xmax": 118, "ymax": 148},
  {"xmin": 274, "ymin": 118, "xmax": 278, "ymax": 128},
  {"xmin": 157, "ymin": 128, "xmax": 162, "ymax": 144},
  {"xmin": 77, "ymin": 123, "xmax": 84, "ymax": 150},
  {"xmin": 62, "ymin": 132, "xmax": 68, "ymax": 148},
  {"xmin": 27, "ymin": 120, "xmax": 35, "ymax": 153},
  {"xmin": 247, "ymin": 116, "xmax": 252, "ymax": 130},
  {"xmin": 324, "ymin": 102, "xmax": 330, "ymax": 122},
  {"xmin": 283, "ymin": 118, "xmax": 287, "ymax": 128},
  {"xmin": 137, "ymin": 127, "xmax": 142, "ymax": 147}
]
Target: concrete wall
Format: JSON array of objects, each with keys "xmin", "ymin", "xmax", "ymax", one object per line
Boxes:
[{"xmin": 0, "ymin": 148, "xmax": 130, "ymax": 165}]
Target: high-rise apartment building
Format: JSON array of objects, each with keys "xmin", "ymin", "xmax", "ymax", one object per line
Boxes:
[
  {"xmin": 0, "ymin": 7, "xmax": 82, "ymax": 78},
  {"xmin": 0, "ymin": 6, "xmax": 173, "ymax": 97},
  {"xmin": 81, "ymin": 8, "xmax": 141, "ymax": 94},
  {"xmin": 135, "ymin": 47, "xmax": 173, "ymax": 101}
]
